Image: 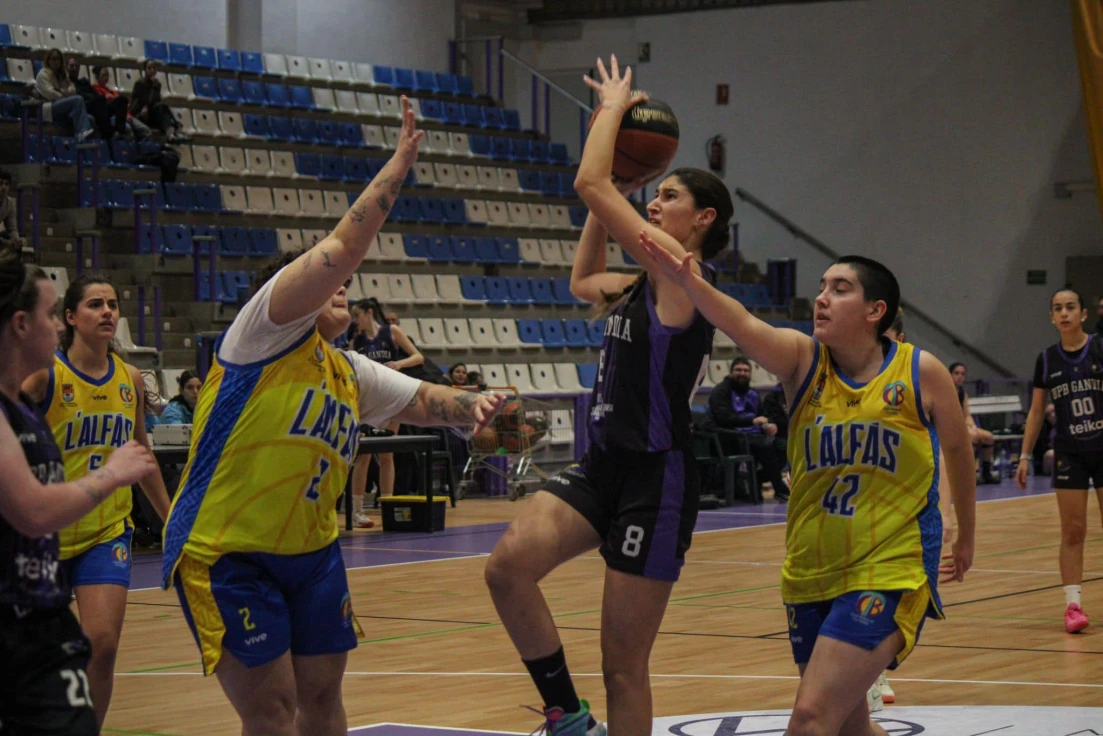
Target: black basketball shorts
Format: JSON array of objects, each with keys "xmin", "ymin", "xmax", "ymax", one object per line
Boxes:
[
  {"xmin": 544, "ymin": 444, "xmax": 700, "ymax": 582},
  {"xmin": 0, "ymin": 607, "xmax": 97, "ymax": 736},
  {"xmin": 1053, "ymin": 449, "xmax": 1103, "ymax": 490}
]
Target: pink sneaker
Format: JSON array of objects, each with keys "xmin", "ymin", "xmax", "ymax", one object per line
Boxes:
[{"xmin": 1065, "ymin": 603, "xmax": 1089, "ymax": 633}]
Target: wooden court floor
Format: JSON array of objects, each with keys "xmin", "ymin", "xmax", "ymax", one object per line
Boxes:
[{"xmin": 103, "ymin": 493, "xmax": 1102, "ymax": 735}]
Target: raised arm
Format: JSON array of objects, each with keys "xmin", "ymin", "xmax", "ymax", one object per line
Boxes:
[
  {"xmin": 637, "ymin": 230, "xmax": 815, "ymax": 388},
  {"xmin": 393, "ymin": 383, "xmax": 505, "ymax": 430},
  {"xmin": 0, "ymin": 416, "xmax": 157, "ymax": 539},
  {"xmin": 267, "ymin": 97, "xmax": 423, "ymax": 326},
  {"xmin": 1016, "ymin": 386, "xmax": 1050, "ymax": 489},
  {"xmin": 919, "ymin": 351, "xmax": 976, "ymax": 583},
  {"xmin": 569, "ymin": 213, "xmax": 636, "ymax": 305},
  {"xmin": 386, "ymin": 326, "xmax": 424, "ymax": 371}
]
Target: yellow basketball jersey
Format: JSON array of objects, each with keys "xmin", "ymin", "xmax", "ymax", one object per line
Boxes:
[
  {"xmin": 44, "ymin": 352, "xmax": 138, "ymax": 558},
  {"xmin": 782, "ymin": 339, "xmax": 943, "ymax": 612},
  {"xmin": 162, "ymin": 329, "xmax": 361, "ymax": 585}
]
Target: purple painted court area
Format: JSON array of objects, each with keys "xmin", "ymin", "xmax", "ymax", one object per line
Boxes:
[
  {"xmin": 128, "ymin": 476, "xmax": 1057, "ymax": 591},
  {"xmin": 349, "ymin": 725, "xmax": 518, "ymax": 736}
]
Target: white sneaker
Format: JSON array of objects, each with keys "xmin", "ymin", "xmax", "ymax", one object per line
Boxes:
[
  {"xmin": 878, "ymin": 671, "xmax": 895, "ymax": 704},
  {"xmin": 355, "ymin": 513, "xmax": 375, "ymax": 529},
  {"xmin": 866, "ymin": 679, "xmax": 884, "ymax": 712}
]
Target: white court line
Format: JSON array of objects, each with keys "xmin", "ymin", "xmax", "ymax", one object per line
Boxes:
[
  {"xmin": 115, "ymin": 670, "xmax": 1103, "ymax": 689},
  {"xmin": 360, "ymin": 722, "xmax": 524, "ymax": 735}
]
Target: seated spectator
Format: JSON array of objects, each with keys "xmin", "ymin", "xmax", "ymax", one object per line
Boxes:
[
  {"xmin": 448, "ymin": 363, "xmax": 468, "ymax": 386},
  {"xmin": 467, "ymin": 371, "xmax": 488, "ymax": 391},
  {"xmin": 90, "ymin": 65, "xmax": 151, "ymax": 141},
  {"xmin": 33, "ymin": 48, "xmax": 94, "ymax": 140},
  {"xmin": 67, "ymin": 57, "xmax": 123, "ymax": 140},
  {"xmin": 130, "ymin": 59, "xmax": 187, "ymax": 143},
  {"xmin": 160, "ymin": 370, "xmax": 201, "ymax": 424},
  {"xmin": 708, "ymin": 357, "xmax": 791, "ymax": 502},
  {"xmin": 0, "ymin": 170, "xmax": 24, "ymax": 250},
  {"xmin": 949, "ymin": 362, "xmax": 999, "ymax": 483}
]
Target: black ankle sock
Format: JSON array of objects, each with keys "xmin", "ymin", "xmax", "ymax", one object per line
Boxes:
[{"xmin": 523, "ymin": 646, "xmax": 582, "ymax": 715}]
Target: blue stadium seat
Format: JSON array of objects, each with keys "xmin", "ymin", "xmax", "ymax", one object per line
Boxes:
[
  {"xmin": 265, "ymin": 83, "xmax": 290, "ymax": 108},
  {"xmin": 461, "ymin": 276, "xmax": 487, "ymax": 302},
  {"xmin": 220, "ymin": 226, "xmax": 248, "ymax": 255},
  {"xmin": 193, "ymin": 47, "xmax": 217, "ymax": 69},
  {"xmin": 243, "ymin": 114, "xmax": 268, "ymax": 137},
  {"xmin": 441, "ymin": 199, "xmax": 466, "ymax": 224},
  {"xmin": 414, "ymin": 70, "xmax": 437, "ymax": 93},
  {"xmin": 289, "ymin": 86, "xmax": 315, "ymax": 109},
  {"xmin": 587, "ymin": 320, "xmax": 605, "ymax": 347},
  {"xmin": 502, "ymin": 109, "xmax": 522, "ymax": 131},
  {"xmin": 483, "ymin": 107, "xmax": 505, "ymax": 130},
  {"xmin": 467, "ymin": 134, "xmax": 491, "ymax": 157},
  {"xmin": 107, "ymin": 180, "xmax": 135, "ymax": 209},
  {"xmin": 136, "ymin": 224, "xmax": 163, "ymax": 255},
  {"xmin": 541, "ymin": 319, "xmax": 567, "ymax": 348},
  {"xmin": 144, "ymin": 40, "xmax": 169, "ymax": 63},
  {"xmin": 79, "ymin": 179, "xmax": 106, "ymax": 208},
  {"xmin": 392, "ymin": 196, "xmax": 419, "ymax": 223},
  {"xmin": 195, "ymin": 184, "xmax": 222, "ymax": 212},
  {"xmin": 569, "ymin": 206, "xmax": 588, "ymax": 228},
  {"xmin": 434, "ymin": 73, "xmax": 458, "ymax": 96},
  {"xmin": 217, "ymin": 78, "xmax": 242, "ymax": 104},
  {"xmin": 457, "ymin": 76, "xmax": 476, "ymax": 97},
  {"xmin": 193, "ymin": 76, "xmax": 217, "ymax": 100},
  {"xmin": 218, "ymin": 49, "xmax": 242, "ymax": 71},
  {"xmin": 264, "ymin": 115, "xmax": 290, "ymax": 141},
  {"xmin": 419, "ymin": 197, "xmax": 445, "ymax": 223},
  {"xmin": 291, "ymin": 118, "xmax": 318, "ymax": 144},
  {"xmin": 517, "ymin": 319, "xmax": 543, "ymax": 345},
  {"xmin": 462, "ymin": 104, "xmax": 486, "ymax": 127},
  {"xmin": 622, "ymin": 249, "xmax": 637, "ymax": 266},
  {"xmin": 317, "ymin": 121, "xmax": 340, "ymax": 146},
  {"xmin": 403, "ymin": 234, "xmax": 429, "ymax": 260},
  {"xmin": 564, "ymin": 319, "xmax": 588, "ymax": 347},
  {"xmin": 365, "ymin": 158, "xmax": 385, "ymax": 180},
  {"xmin": 486, "ymin": 277, "xmax": 509, "ymax": 305},
  {"xmin": 24, "ymin": 135, "xmax": 52, "ymax": 164},
  {"xmin": 373, "ymin": 66, "xmax": 394, "ymax": 86},
  {"xmin": 530, "ymin": 278, "xmax": 555, "ymax": 306},
  {"xmin": 426, "ymin": 235, "xmax": 452, "ymax": 262},
  {"xmin": 510, "ymin": 139, "xmax": 532, "ymax": 162},
  {"xmin": 553, "ymin": 278, "xmax": 579, "ymax": 305},
  {"xmin": 531, "ymin": 140, "xmax": 550, "ymax": 163},
  {"xmin": 222, "ymin": 271, "xmax": 251, "ymax": 303},
  {"xmin": 558, "ymin": 172, "xmax": 575, "ymax": 198},
  {"xmin": 747, "ymin": 284, "xmax": 772, "ymax": 308},
  {"xmin": 241, "ymin": 52, "xmax": 264, "ymax": 74},
  {"xmin": 242, "ymin": 80, "xmax": 265, "ymax": 105},
  {"xmin": 0, "ymin": 94, "xmax": 21, "ymax": 120},
  {"xmin": 319, "ymin": 155, "xmax": 343, "ymax": 181},
  {"xmin": 518, "ymin": 169, "xmax": 541, "ymax": 192},
  {"xmin": 539, "ymin": 171, "xmax": 561, "ymax": 198},
  {"xmin": 451, "ymin": 236, "xmax": 475, "ymax": 262},
  {"xmin": 550, "ymin": 142, "xmax": 569, "ymax": 165},
  {"xmin": 343, "ymin": 156, "xmax": 367, "ymax": 182},
  {"xmin": 295, "ymin": 153, "xmax": 320, "ymax": 178},
  {"xmin": 441, "ymin": 102, "xmax": 463, "ymax": 126},
  {"xmin": 197, "ymin": 272, "xmax": 215, "ymax": 301},
  {"xmin": 507, "ymin": 278, "xmax": 534, "ymax": 304},
  {"xmin": 248, "ymin": 228, "xmax": 279, "ymax": 257},
  {"xmin": 419, "ymin": 99, "xmax": 443, "ymax": 120},
  {"xmin": 162, "ymin": 224, "xmax": 193, "ymax": 255},
  {"xmin": 490, "ymin": 136, "xmax": 511, "ymax": 160},
  {"xmin": 50, "ymin": 137, "xmax": 77, "ymax": 164},
  {"xmin": 393, "ymin": 68, "xmax": 415, "ymax": 90},
  {"xmin": 340, "ymin": 122, "xmax": 363, "ymax": 147},
  {"xmin": 189, "ymin": 225, "xmax": 217, "ymax": 255},
  {"xmin": 474, "ymin": 237, "xmax": 499, "ymax": 264},
  {"xmin": 164, "ymin": 183, "xmax": 197, "ymax": 211},
  {"xmin": 0, "ymin": 25, "xmax": 18, "ymax": 48},
  {"xmin": 169, "ymin": 43, "xmax": 193, "ymax": 67},
  {"xmin": 497, "ymin": 237, "xmax": 521, "ymax": 263},
  {"xmin": 578, "ymin": 364, "xmax": 598, "ymax": 389}
]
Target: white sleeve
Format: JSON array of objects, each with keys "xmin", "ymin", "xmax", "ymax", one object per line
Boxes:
[
  {"xmin": 346, "ymin": 351, "xmax": 421, "ymax": 428},
  {"xmin": 217, "ymin": 266, "xmax": 323, "ymax": 366}
]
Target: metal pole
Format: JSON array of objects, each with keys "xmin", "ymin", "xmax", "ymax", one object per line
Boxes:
[
  {"xmin": 192, "ymin": 239, "xmax": 202, "ymax": 301},
  {"xmin": 137, "ymin": 286, "xmax": 146, "ymax": 346},
  {"xmin": 579, "ymin": 107, "xmax": 587, "ymax": 157},
  {"xmin": 448, "ymin": 40, "xmax": 456, "ymax": 76},
  {"xmin": 543, "ymin": 81, "xmax": 550, "ymax": 137},
  {"xmin": 154, "ymin": 285, "xmax": 163, "ymax": 352},
  {"xmin": 76, "ymin": 237, "xmax": 84, "ymax": 276},
  {"xmin": 208, "ymin": 244, "xmax": 217, "ymax": 303},
  {"xmin": 497, "ymin": 38, "xmax": 504, "ymax": 102},
  {"xmin": 91, "ymin": 235, "xmax": 99, "ymax": 271},
  {"xmin": 32, "ymin": 188, "xmax": 40, "ymax": 254},
  {"xmin": 530, "ymin": 74, "xmax": 537, "ymax": 133}
]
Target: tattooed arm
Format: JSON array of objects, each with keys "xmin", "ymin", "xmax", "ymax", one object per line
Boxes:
[
  {"xmin": 393, "ymin": 383, "xmax": 506, "ymax": 430},
  {"xmin": 268, "ymin": 95, "xmax": 423, "ymax": 326}
]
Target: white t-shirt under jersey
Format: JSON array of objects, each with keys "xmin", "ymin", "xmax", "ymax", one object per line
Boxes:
[{"xmin": 218, "ymin": 267, "xmax": 421, "ymax": 427}]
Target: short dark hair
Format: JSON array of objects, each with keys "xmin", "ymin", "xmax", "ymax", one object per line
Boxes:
[
  {"xmin": 0, "ymin": 249, "xmax": 47, "ymax": 326},
  {"xmin": 1051, "ymin": 287, "xmax": 1085, "ymax": 311},
  {"xmin": 948, "ymin": 362, "xmax": 966, "ymax": 373},
  {"xmin": 0, "ymin": 169, "xmax": 11, "ymax": 184},
  {"xmin": 833, "ymin": 255, "xmax": 900, "ymax": 336},
  {"xmin": 91, "ymin": 65, "xmax": 105, "ymax": 77},
  {"xmin": 730, "ymin": 357, "xmax": 751, "ymax": 371},
  {"xmin": 177, "ymin": 369, "xmax": 199, "ymax": 390}
]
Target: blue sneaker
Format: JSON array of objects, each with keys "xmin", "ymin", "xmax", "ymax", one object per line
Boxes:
[{"xmin": 526, "ymin": 700, "xmax": 606, "ymax": 736}]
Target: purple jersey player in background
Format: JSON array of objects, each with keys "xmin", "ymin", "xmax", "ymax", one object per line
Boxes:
[{"xmin": 1017, "ymin": 288, "xmax": 1103, "ymax": 633}]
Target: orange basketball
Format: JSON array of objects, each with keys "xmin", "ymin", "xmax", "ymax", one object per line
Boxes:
[
  {"xmin": 472, "ymin": 427, "xmax": 498, "ymax": 453},
  {"xmin": 590, "ymin": 98, "xmax": 680, "ymax": 182},
  {"xmin": 498, "ymin": 401, "xmax": 524, "ymax": 432}
]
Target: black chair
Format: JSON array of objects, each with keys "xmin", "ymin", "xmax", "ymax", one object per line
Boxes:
[{"xmin": 692, "ymin": 422, "xmax": 760, "ymax": 505}]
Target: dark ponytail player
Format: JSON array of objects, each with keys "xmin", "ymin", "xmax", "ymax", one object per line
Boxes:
[
  {"xmin": 1017, "ymin": 287, "xmax": 1103, "ymax": 633},
  {"xmin": 0, "ymin": 250, "xmax": 156, "ymax": 734}
]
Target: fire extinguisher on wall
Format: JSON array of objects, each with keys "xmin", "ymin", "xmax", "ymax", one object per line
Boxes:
[{"xmin": 706, "ymin": 134, "xmax": 726, "ymax": 176}]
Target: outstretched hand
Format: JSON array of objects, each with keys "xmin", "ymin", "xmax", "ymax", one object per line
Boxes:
[
  {"xmin": 583, "ymin": 54, "xmax": 649, "ymax": 115},
  {"xmin": 638, "ymin": 229, "xmax": 697, "ymax": 287},
  {"xmin": 394, "ymin": 95, "xmax": 424, "ymax": 167},
  {"xmin": 472, "ymin": 392, "xmax": 507, "ymax": 431}
]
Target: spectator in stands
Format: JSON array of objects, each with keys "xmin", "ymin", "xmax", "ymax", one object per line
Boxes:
[
  {"xmin": 69, "ymin": 58, "xmax": 126, "ymax": 141},
  {"xmin": 467, "ymin": 370, "xmax": 488, "ymax": 391},
  {"xmin": 0, "ymin": 170, "xmax": 24, "ymax": 250},
  {"xmin": 130, "ymin": 59, "xmax": 186, "ymax": 143},
  {"xmin": 33, "ymin": 48, "xmax": 94, "ymax": 141},
  {"xmin": 1096, "ymin": 296, "xmax": 1103, "ymax": 336},
  {"xmin": 760, "ymin": 384, "xmax": 788, "ymax": 438},
  {"xmin": 90, "ymin": 66, "xmax": 150, "ymax": 141},
  {"xmin": 160, "ymin": 370, "xmax": 201, "ymax": 424},
  {"xmin": 708, "ymin": 357, "xmax": 791, "ymax": 502},
  {"xmin": 950, "ymin": 362, "xmax": 999, "ymax": 483},
  {"xmin": 448, "ymin": 363, "xmax": 468, "ymax": 386}
]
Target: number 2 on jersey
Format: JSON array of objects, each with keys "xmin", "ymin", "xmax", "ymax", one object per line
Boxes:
[
  {"xmin": 822, "ymin": 474, "xmax": 860, "ymax": 517},
  {"xmin": 305, "ymin": 457, "xmax": 331, "ymax": 501}
]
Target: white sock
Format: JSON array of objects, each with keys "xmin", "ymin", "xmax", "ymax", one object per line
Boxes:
[
  {"xmin": 1065, "ymin": 585, "xmax": 1082, "ymax": 607},
  {"xmin": 353, "ymin": 494, "xmax": 364, "ymax": 516}
]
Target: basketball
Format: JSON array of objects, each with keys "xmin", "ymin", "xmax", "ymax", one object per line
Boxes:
[
  {"xmin": 472, "ymin": 426, "xmax": 498, "ymax": 453},
  {"xmin": 498, "ymin": 401, "xmax": 524, "ymax": 432},
  {"xmin": 590, "ymin": 98, "xmax": 680, "ymax": 182}
]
